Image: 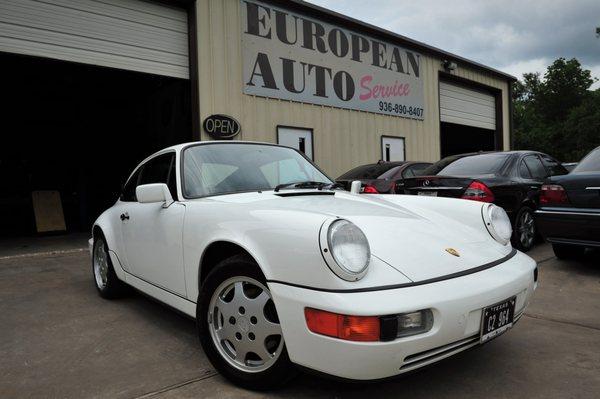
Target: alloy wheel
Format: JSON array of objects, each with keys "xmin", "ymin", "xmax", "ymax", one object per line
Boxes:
[
  {"xmin": 518, "ymin": 210, "xmax": 535, "ymax": 248},
  {"xmin": 208, "ymin": 277, "xmax": 284, "ymax": 373},
  {"xmin": 93, "ymin": 240, "xmax": 109, "ymax": 290}
]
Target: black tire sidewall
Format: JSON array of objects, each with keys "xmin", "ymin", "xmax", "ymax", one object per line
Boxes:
[{"xmin": 197, "ymin": 256, "xmax": 296, "ymax": 390}]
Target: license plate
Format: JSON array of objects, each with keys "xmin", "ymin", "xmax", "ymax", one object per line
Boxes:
[
  {"xmin": 417, "ymin": 191, "xmax": 437, "ymax": 197},
  {"xmin": 480, "ymin": 296, "xmax": 516, "ymax": 343}
]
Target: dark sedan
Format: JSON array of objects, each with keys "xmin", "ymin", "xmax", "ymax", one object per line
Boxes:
[
  {"xmin": 337, "ymin": 161, "xmax": 431, "ymax": 194},
  {"xmin": 535, "ymin": 146, "xmax": 600, "ymax": 259},
  {"xmin": 401, "ymin": 151, "xmax": 569, "ymax": 251}
]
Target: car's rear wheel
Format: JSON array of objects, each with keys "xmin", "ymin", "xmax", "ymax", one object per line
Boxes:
[
  {"xmin": 197, "ymin": 255, "xmax": 297, "ymax": 390},
  {"xmin": 552, "ymin": 243, "xmax": 585, "ymax": 259},
  {"xmin": 512, "ymin": 206, "xmax": 536, "ymax": 252},
  {"xmin": 92, "ymin": 233, "xmax": 127, "ymax": 298}
]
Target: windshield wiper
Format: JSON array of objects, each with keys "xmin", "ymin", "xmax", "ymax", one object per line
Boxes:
[{"xmin": 274, "ymin": 181, "xmax": 329, "ymax": 192}]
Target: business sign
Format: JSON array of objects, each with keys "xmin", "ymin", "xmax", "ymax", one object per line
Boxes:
[
  {"xmin": 203, "ymin": 115, "xmax": 241, "ymax": 139},
  {"xmin": 241, "ymin": 0, "xmax": 425, "ymax": 120}
]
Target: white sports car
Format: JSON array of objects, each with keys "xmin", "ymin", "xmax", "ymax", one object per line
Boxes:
[{"xmin": 90, "ymin": 141, "xmax": 537, "ymax": 389}]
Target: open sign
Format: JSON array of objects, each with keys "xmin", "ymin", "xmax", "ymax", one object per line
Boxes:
[{"xmin": 203, "ymin": 115, "xmax": 241, "ymax": 139}]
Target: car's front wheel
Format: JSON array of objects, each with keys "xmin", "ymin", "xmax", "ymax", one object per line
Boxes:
[
  {"xmin": 197, "ymin": 255, "xmax": 297, "ymax": 390},
  {"xmin": 552, "ymin": 243, "xmax": 585, "ymax": 259},
  {"xmin": 512, "ymin": 206, "xmax": 536, "ymax": 252}
]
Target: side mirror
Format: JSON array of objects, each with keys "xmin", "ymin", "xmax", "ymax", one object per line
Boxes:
[
  {"xmin": 136, "ymin": 183, "xmax": 174, "ymax": 207},
  {"xmin": 350, "ymin": 180, "xmax": 362, "ymax": 194}
]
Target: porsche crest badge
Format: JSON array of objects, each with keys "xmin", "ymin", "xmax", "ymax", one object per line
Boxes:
[{"xmin": 445, "ymin": 248, "xmax": 460, "ymax": 257}]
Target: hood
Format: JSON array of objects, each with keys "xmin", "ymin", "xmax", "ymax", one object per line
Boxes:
[{"xmin": 199, "ymin": 190, "xmax": 509, "ymax": 283}]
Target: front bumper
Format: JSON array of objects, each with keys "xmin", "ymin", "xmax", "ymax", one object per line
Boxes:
[
  {"xmin": 535, "ymin": 207, "xmax": 600, "ymax": 247},
  {"xmin": 269, "ymin": 250, "xmax": 536, "ymax": 380}
]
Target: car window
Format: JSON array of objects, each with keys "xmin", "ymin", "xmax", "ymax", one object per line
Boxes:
[
  {"xmin": 378, "ymin": 165, "xmax": 403, "ymax": 180},
  {"xmin": 139, "ymin": 153, "xmax": 172, "ymax": 185},
  {"xmin": 573, "ymin": 147, "xmax": 600, "ymax": 173},
  {"xmin": 183, "ymin": 144, "xmax": 331, "ymax": 198},
  {"xmin": 519, "ymin": 160, "xmax": 532, "ymax": 179},
  {"xmin": 260, "ymin": 159, "xmax": 311, "ymax": 186},
  {"xmin": 138, "ymin": 153, "xmax": 177, "ymax": 199},
  {"xmin": 540, "ymin": 154, "xmax": 568, "ymax": 176},
  {"xmin": 523, "ymin": 155, "xmax": 547, "ymax": 179},
  {"xmin": 426, "ymin": 153, "xmax": 510, "ymax": 176},
  {"xmin": 121, "ymin": 168, "xmax": 142, "ymax": 202},
  {"xmin": 337, "ymin": 163, "xmax": 402, "ymax": 180},
  {"xmin": 402, "ymin": 163, "xmax": 430, "ymax": 178}
]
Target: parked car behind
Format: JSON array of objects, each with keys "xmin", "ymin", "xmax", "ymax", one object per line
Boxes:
[
  {"xmin": 336, "ymin": 161, "xmax": 431, "ymax": 193},
  {"xmin": 401, "ymin": 151, "xmax": 569, "ymax": 251},
  {"xmin": 536, "ymin": 146, "xmax": 600, "ymax": 258}
]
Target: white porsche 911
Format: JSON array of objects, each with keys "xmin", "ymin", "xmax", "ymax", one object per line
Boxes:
[{"xmin": 90, "ymin": 141, "xmax": 537, "ymax": 389}]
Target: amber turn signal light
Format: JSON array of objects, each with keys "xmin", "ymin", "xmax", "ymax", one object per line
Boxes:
[{"xmin": 304, "ymin": 308, "xmax": 380, "ymax": 342}]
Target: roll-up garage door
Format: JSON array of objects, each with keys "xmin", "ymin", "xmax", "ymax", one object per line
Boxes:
[
  {"xmin": 0, "ymin": 0, "xmax": 189, "ymax": 79},
  {"xmin": 439, "ymin": 81, "xmax": 496, "ymax": 130}
]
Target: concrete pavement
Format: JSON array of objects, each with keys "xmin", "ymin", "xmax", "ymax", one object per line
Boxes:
[{"xmin": 0, "ymin": 242, "xmax": 599, "ymax": 398}]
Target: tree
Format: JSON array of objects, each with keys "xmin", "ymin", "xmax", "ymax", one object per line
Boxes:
[{"xmin": 513, "ymin": 58, "xmax": 599, "ymax": 161}]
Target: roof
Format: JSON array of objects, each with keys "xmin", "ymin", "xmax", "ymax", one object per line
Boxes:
[{"xmin": 267, "ymin": 0, "xmax": 516, "ymax": 82}]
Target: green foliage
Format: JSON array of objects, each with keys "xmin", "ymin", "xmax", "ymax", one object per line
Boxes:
[{"xmin": 513, "ymin": 58, "xmax": 600, "ymax": 162}]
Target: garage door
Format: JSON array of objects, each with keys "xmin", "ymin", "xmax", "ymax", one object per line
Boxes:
[
  {"xmin": 0, "ymin": 0, "xmax": 189, "ymax": 79},
  {"xmin": 439, "ymin": 81, "xmax": 495, "ymax": 130}
]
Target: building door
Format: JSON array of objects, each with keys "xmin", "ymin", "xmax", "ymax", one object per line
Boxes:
[
  {"xmin": 381, "ymin": 137, "xmax": 406, "ymax": 162},
  {"xmin": 277, "ymin": 127, "xmax": 314, "ymax": 160},
  {"xmin": 439, "ymin": 81, "xmax": 498, "ymax": 157},
  {"xmin": 0, "ymin": 0, "xmax": 189, "ymax": 79}
]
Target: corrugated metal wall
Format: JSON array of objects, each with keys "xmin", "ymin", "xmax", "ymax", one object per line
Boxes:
[
  {"xmin": 439, "ymin": 81, "xmax": 497, "ymax": 130},
  {"xmin": 0, "ymin": 0, "xmax": 189, "ymax": 79},
  {"xmin": 195, "ymin": 0, "xmax": 510, "ymax": 178}
]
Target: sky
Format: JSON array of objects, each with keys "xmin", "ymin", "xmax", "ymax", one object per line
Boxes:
[{"xmin": 307, "ymin": 0, "xmax": 600, "ymax": 88}]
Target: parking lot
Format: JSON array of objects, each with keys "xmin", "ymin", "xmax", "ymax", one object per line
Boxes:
[{"xmin": 1, "ymin": 237, "xmax": 599, "ymax": 399}]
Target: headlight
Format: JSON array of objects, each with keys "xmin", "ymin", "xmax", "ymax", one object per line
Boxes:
[
  {"xmin": 482, "ymin": 204, "xmax": 512, "ymax": 245},
  {"xmin": 321, "ymin": 219, "xmax": 371, "ymax": 281}
]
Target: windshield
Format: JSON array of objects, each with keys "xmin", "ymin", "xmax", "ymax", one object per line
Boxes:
[
  {"xmin": 338, "ymin": 163, "xmax": 403, "ymax": 180},
  {"xmin": 423, "ymin": 153, "xmax": 510, "ymax": 177},
  {"xmin": 573, "ymin": 147, "xmax": 600, "ymax": 173},
  {"xmin": 182, "ymin": 143, "xmax": 331, "ymax": 197}
]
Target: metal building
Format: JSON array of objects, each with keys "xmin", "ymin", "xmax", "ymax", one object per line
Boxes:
[{"xmin": 0, "ymin": 0, "xmax": 515, "ymax": 236}]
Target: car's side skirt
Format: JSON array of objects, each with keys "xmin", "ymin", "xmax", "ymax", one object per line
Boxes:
[{"xmin": 123, "ymin": 272, "xmax": 197, "ymax": 318}]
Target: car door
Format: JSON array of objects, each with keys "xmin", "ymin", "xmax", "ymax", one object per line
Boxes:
[
  {"xmin": 120, "ymin": 152, "xmax": 187, "ymax": 296},
  {"xmin": 522, "ymin": 154, "xmax": 547, "ymax": 207}
]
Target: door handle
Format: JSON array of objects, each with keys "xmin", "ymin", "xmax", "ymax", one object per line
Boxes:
[
  {"xmin": 530, "ymin": 186, "xmax": 540, "ymax": 190},
  {"xmin": 120, "ymin": 212, "xmax": 130, "ymax": 221}
]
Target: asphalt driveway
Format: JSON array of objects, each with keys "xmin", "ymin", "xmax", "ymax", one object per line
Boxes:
[{"xmin": 1, "ymin": 240, "xmax": 599, "ymax": 398}]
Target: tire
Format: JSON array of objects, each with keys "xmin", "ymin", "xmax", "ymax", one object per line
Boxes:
[
  {"xmin": 512, "ymin": 206, "xmax": 536, "ymax": 252},
  {"xmin": 92, "ymin": 233, "xmax": 128, "ymax": 299},
  {"xmin": 197, "ymin": 255, "xmax": 297, "ymax": 390},
  {"xmin": 552, "ymin": 243, "xmax": 585, "ymax": 259}
]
